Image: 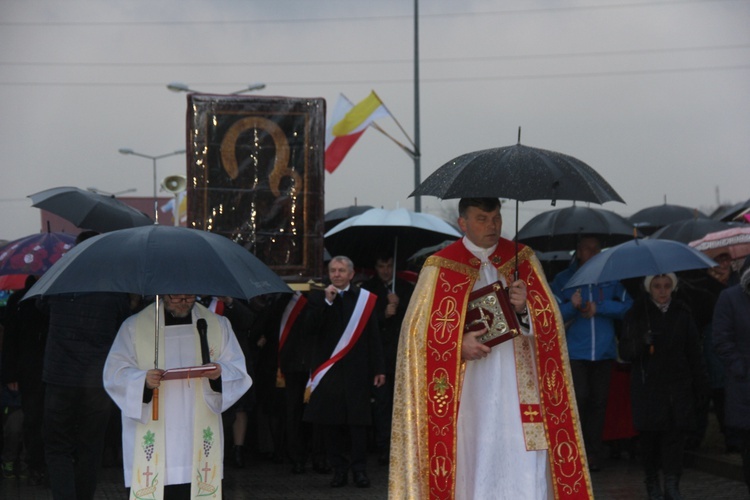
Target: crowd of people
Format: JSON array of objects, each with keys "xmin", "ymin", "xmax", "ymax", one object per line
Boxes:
[{"xmin": 0, "ymin": 199, "xmax": 749, "ymax": 500}]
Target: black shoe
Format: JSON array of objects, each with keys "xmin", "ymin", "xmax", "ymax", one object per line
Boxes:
[
  {"xmin": 353, "ymin": 470, "xmax": 370, "ymax": 488},
  {"xmin": 291, "ymin": 462, "xmax": 305, "ymax": 474},
  {"xmin": 330, "ymin": 470, "xmax": 348, "ymax": 488}
]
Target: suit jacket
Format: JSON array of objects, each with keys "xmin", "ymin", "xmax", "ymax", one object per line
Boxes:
[{"xmin": 303, "ymin": 286, "xmax": 384, "ymax": 425}]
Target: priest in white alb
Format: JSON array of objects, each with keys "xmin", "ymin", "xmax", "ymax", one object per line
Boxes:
[{"xmin": 104, "ymin": 293, "xmax": 252, "ymax": 500}]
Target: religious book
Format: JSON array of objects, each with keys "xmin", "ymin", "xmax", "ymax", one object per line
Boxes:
[
  {"xmin": 161, "ymin": 365, "xmax": 215, "ymax": 381},
  {"xmin": 464, "ymin": 281, "xmax": 522, "ymax": 347}
]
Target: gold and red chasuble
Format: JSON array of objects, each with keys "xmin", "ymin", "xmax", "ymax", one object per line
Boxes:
[{"xmin": 418, "ymin": 239, "xmax": 593, "ymax": 500}]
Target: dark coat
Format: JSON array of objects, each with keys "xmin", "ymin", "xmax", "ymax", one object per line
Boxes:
[
  {"xmin": 303, "ymin": 286, "xmax": 384, "ymax": 426},
  {"xmin": 712, "ymin": 283, "xmax": 750, "ymax": 430},
  {"xmin": 360, "ymin": 276, "xmax": 413, "ymax": 375},
  {"xmin": 619, "ymin": 296, "xmax": 708, "ymax": 431}
]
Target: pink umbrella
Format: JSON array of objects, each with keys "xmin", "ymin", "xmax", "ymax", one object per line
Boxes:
[{"xmin": 689, "ymin": 226, "xmax": 750, "ymax": 260}]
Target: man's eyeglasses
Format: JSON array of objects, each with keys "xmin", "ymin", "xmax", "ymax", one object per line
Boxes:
[{"xmin": 166, "ymin": 294, "xmax": 196, "ymax": 303}]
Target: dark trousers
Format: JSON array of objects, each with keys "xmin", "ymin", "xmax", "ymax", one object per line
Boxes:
[
  {"xmin": 640, "ymin": 428, "xmax": 686, "ymax": 477},
  {"xmin": 324, "ymin": 424, "xmax": 368, "ymax": 473},
  {"xmin": 22, "ymin": 382, "xmax": 46, "ymax": 472},
  {"xmin": 44, "ymin": 384, "xmax": 113, "ymax": 500},
  {"xmin": 570, "ymin": 359, "xmax": 613, "ymax": 464},
  {"xmin": 284, "ymin": 371, "xmax": 326, "ymax": 466},
  {"xmin": 372, "ymin": 374, "xmax": 395, "ymax": 452}
]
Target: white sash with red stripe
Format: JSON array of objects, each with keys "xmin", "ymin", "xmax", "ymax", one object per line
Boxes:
[
  {"xmin": 278, "ymin": 292, "xmax": 307, "ymax": 351},
  {"xmin": 305, "ymin": 289, "xmax": 376, "ymax": 398}
]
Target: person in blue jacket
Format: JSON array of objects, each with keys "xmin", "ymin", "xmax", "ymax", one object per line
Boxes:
[{"xmin": 550, "ymin": 236, "xmax": 633, "ymax": 471}]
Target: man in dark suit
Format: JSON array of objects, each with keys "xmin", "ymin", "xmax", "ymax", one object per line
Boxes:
[
  {"xmin": 303, "ymin": 256, "xmax": 385, "ymax": 488},
  {"xmin": 361, "ymin": 254, "xmax": 413, "ymax": 464}
]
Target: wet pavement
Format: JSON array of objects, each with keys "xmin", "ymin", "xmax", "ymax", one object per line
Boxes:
[{"xmin": 2, "ymin": 416, "xmax": 747, "ymax": 499}]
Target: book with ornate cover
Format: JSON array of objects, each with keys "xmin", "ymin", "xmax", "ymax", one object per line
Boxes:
[
  {"xmin": 161, "ymin": 365, "xmax": 215, "ymax": 381},
  {"xmin": 463, "ymin": 281, "xmax": 522, "ymax": 347}
]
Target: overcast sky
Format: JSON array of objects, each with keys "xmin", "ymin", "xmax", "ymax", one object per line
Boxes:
[{"xmin": 1, "ymin": 0, "xmax": 748, "ymax": 242}]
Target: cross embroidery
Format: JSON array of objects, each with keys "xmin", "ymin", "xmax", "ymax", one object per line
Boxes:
[
  {"xmin": 142, "ymin": 466, "xmax": 153, "ymax": 486},
  {"xmin": 202, "ymin": 462, "xmax": 212, "ymax": 481}
]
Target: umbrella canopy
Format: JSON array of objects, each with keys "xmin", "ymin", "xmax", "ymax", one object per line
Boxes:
[
  {"xmin": 0, "ymin": 232, "xmax": 76, "ymax": 276},
  {"xmin": 324, "ymin": 207, "xmax": 461, "ymax": 269},
  {"xmin": 711, "ymin": 198, "xmax": 750, "ymax": 222},
  {"xmin": 410, "ymin": 142, "xmax": 624, "ymax": 205},
  {"xmin": 689, "ymin": 226, "xmax": 750, "ymax": 260},
  {"xmin": 650, "ymin": 218, "xmax": 736, "ymax": 244},
  {"xmin": 627, "ymin": 204, "xmax": 706, "ymax": 235},
  {"xmin": 516, "ymin": 206, "xmax": 638, "ymax": 252},
  {"xmin": 25, "ymin": 225, "xmax": 292, "ymax": 300},
  {"xmin": 324, "ymin": 205, "xmax": 374, "ymax": 233},
  {"xmin": 563, "ymin": 239, "xmax": 717, "ymax": 289},
  {"xmin": 29, "ymin": 186, "xmax": 153, "ymax": 233}
]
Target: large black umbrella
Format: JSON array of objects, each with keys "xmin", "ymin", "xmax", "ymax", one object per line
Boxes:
[
  {"xmin": 516, "ymin": 206, "xmax": 637, "ymax": 252},
  {"xmin": 650, "ymin": 218, "xmax": 736, "ymax": 244},
  {"xmin": 410, "ymin": 140, "xmax": 624, "ymax": 205},
  {"xmin": 29, "ymin": 186, "xmax": 153, "ymax": 233},
  {"xmin": 25, "ymin": 225, "xmax": 291, "ymax": 299},
  {"xmin": 711, "ymin": 198, "xmax": 750, "ymax": 222},
  {"xmin": 324, "ymin": 205, "xmax": 374, "ymax": 233},
  {"xmin": 627, "ymin": 203, "xmax": 706, "ymax": 235}
]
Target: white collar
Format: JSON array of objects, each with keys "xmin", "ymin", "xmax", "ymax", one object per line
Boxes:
[{"xmin": 462, "ymin": 236, "xmax": 498, "ymax": 261}]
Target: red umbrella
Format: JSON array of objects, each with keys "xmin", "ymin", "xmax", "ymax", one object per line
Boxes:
[{"xmin": 0, "ymin": 274, "xmax": 28, "ymax": 290}]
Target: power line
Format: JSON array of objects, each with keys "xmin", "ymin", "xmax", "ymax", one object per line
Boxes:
[
  {"xmin": 1, "ymin": 43, "xmax": 747, "ymax": 69},
  {"xmin": 0, "ymin": 0, "xmax": 739, "ymax": 27},
  {"xmin": 0, "ymin": 63, "xmax": 747, "ymax": 89}
]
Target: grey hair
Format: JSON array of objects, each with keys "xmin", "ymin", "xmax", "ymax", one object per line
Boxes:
[{"xmin": 329, "ymin": 255, "xmax": 354, "ymax": 272}]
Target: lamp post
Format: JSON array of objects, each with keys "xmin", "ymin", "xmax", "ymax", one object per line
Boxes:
[
  {"xmin": 166, "ymin": 81, "xmax": 266, "ymax": 95},
  {"xmin": 118, "ymin": 148, "xmax": 186, "ymax": 223}
]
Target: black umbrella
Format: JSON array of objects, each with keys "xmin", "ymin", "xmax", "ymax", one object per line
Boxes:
[
  {"xmin": 650, "ymin": 217, "xmax": 736, "ymax": 244},
  {"xmin": 324, "ymin": 204, "xmax": 374, "ymax": 233},
  {"xmin": 29, "ymin": 186, "xmax": 153, "ymax": 233},
  {"xmin": 25, "ymin": 225, "xmax": 291, "ymax": 300},
  {"xmin": 410, "ymin": 140, "xmax": 623, "ymax": 205},
  {"xmin": 711, "ymin": 198, "xmax": 750, "ymax": 222},
  {"xmin": 410, "ymin": 134, "xmax": 624, "ymax": 276},
  {"xmin": 627, "ymin": 203, "xmax": 706, "ymax": 235},
  {"xmin": 516, "ymin": 206, "xmax": 637, "ymax": 252}
]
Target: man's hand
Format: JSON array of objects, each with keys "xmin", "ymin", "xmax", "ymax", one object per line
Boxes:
[
  {"xmin": 325, "ymin": 284, "xmax": 338, "ymax": 303},
  {"xmin": 508, "ymin": 279, "xmax": 528, "ymax": 314},
  {"xmin": 385, "ymin": 292, "xmax": 399, "ymax": 318},
  {"xmin": 203, "ymin": 363, "xmax": 222, "ymax": 380},
  {"xmin": 145, "ymin": 369, "xmax": 165, "ymax": 389},
  {"xmin": 373, "ymin": 374, "xmax": 386, "ymax": 388},
  {"xmin": 461, "ymin": 329, "xmax": 491, "ymax": 361},
  {"xmin": 571, "ymin": 289, "xmax": 582, "ymax": 309}
]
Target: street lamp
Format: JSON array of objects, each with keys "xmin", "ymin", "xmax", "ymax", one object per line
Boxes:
[
  {"xmin": 118, "ymin": 148, "xmax": 186, "ymax": 223},
  {"xmin": 166, "ymin": 81, "xmax": 266, "ymax": 95}
]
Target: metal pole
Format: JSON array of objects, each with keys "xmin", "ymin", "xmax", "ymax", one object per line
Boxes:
[
  {"xmin": 152, "ymin": 158, "xmax": 159, "ymax": 223},
  {"xmin": 413, "ymin": 0, "xmax": 422, "ymax": 212}
]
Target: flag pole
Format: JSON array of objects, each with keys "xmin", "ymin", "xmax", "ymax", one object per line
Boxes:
[{"xmin": 413, "ymin": 0, "xmax": 422, "ymax": 212}]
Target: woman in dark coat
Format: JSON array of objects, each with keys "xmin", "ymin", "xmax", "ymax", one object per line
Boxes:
[
  {"xmin": 713, "ymin": 267, "xmax": 750, "ymax": 495},
  {"xmin": 620, "ymin": 273, "xmax": 708, "ymax": 500}
]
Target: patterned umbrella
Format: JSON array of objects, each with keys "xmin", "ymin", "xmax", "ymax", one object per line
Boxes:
[
  {"xmin": 689, "ymin": 226, "xmax": 750, "ymax": 260},
  {"xmin": 0, "ymin": 232, "xmax": 76, "ymax": 276}
]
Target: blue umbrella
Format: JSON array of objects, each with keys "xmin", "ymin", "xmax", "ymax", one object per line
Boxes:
[{"xmin": 563, "ymin": 238, "xmax": 717, "ymax": 289}]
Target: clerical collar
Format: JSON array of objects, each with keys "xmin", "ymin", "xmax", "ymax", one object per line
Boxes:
[
  {"xmin": 462, "ymin": 236, "xmax": 498, "ymax": 261},
  {"xmin": 164, "ymin": 309, "xmax": 193, "ymax": 326}
]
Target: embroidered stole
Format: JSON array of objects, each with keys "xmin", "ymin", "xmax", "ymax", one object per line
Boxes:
[
  {"xmin": 304, "ymin": 289, "xmax": 376, "ymax": 402},
  {"xmin": 130, "ymin": 302, "xmax": 224, "ymax": 500},
  {"xmin": 423, "ymin": 241, "xmax": 592, "ymax": 499}
]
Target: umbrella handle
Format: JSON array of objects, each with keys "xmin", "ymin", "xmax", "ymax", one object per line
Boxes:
[{"xmin": 152, "ymin": 388, "xmax": 159, "ymax": 421}]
